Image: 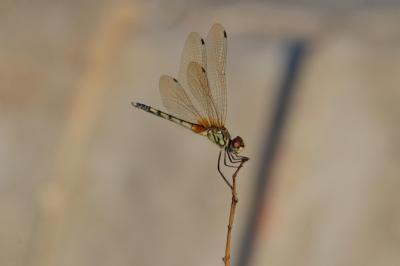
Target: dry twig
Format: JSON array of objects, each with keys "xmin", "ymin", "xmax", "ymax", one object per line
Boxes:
[{"xmin": 223, "ymin": 159, "xmax": 247, "ymax": 266}]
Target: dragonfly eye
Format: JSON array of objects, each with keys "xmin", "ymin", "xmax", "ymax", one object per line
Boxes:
[{"xmin": 231, "ymin": 136, "xmax": 245, "ymax": 152}]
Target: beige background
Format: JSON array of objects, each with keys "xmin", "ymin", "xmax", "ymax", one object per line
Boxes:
[{"xmin": 1, "ymin": 1, "xmax": 400, "ymax": 266}]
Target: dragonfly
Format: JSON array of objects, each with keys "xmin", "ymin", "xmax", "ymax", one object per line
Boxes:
[{"xmin": 131, "ymin": 23, "xmax": 248, "ymax": 188}]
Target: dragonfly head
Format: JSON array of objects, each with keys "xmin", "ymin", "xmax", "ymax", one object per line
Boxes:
[{"xmin": 230, "ymin": 136, "xmax": 245, "ymax": 154}]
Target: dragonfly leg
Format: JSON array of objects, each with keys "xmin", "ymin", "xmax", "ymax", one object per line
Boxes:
[
  {"xmin": 241, "ymin": 156, "xmax": 249, "ymax": 162},
  {"xmin": 229, "ymin": 150, "xmax": 249, "ymax": 163},
  {"xmin": 227, "ymin": 150, "xmax": 243, "ymax": 164},
  {"xmin": 224, "ymin": 148, "xmax": 241, "ymax": 168},
  {"xmin": 218, "ymin": 150, "xmax": 233, "ymax": 189}
]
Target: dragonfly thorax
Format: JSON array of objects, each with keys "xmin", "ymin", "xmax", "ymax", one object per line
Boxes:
[{"xmin": 207, "ymin": 128, "xmax": 231, "ymax": 148}]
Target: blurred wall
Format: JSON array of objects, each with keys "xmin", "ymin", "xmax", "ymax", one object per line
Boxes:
[{"xmin": 0, "ymin": 1, "xmax": 399, "ymax": 266}]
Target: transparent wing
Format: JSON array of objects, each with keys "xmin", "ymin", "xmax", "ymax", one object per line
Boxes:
[
  {"xmin": 159, "ymin": 75, "xmax": 202, "ymax": 124},
  {"xmin": 161, "ymin": 24, "xmax": 227, "ymax": 128},
  {"xmin": 206, "ymin": 23, "xmax": 227, "ymax": 126},
  {"xmin": 178, "ymin": 32, "xmax": 206, "ymax": 91},
  {"xmin": 186, "ymin": 62, "xmax": 220, "ymax": 128}
]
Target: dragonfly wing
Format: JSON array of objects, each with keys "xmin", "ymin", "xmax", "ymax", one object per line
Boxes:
[
  {"xmin": 186, "ymin": 61, "xmax": 219, "ymax": 128},
  {"xmin": 159, "ymin": 75, "xmax": 202, "ymax": 124},
  {"xmin": 162, "ymin": 24, "xmax": 227, "ymax": 129},
  {"xmin": 206, "ymin": 23, "xmax": 227, "ymax": 127},
  {"xmin": 178, "ymin": 32, "xmax": 206, "ymax": 91}
]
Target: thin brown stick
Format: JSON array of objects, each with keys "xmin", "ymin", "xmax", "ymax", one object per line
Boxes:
[{"xmin": 223, "ymin": 159, "xmax": 247, "ymax": 266}]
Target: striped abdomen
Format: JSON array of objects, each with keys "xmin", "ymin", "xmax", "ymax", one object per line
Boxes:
[{"xmin": 132, "ymin": 102, "xmax": 207, "ymax": 135}]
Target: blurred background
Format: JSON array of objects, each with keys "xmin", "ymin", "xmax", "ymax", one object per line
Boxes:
[{"xmin": 1, "ymin": 1, "xmax": 400, "ymax": 266}]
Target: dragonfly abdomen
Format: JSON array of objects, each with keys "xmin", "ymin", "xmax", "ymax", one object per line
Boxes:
[{"xmin": 132, "ymin": 102, "xmax": 207, "ymax": 135}]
